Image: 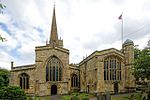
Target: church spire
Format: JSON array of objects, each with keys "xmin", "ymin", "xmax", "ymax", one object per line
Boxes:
[{"xmin": 49, "ymin": 5, "xmax": 59, "ymax": 47}]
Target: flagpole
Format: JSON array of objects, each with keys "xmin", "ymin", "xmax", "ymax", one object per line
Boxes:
[
  {"xmin": 118, "ymin": 13, "xmax": 123, "ymax": 49},
  {"xmin": 121, "ymin": 14, "xmax": 123, "ymax": 49}
]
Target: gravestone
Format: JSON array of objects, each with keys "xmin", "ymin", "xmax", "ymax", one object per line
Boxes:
[{"xmin": 105, "ymin": 91, "xmax": 111, "ymax": 100}]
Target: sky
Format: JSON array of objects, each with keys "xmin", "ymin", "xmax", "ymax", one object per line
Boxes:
[{"xmin": 0, "ymin": 0, "xmax": 150, "ymax": 69}]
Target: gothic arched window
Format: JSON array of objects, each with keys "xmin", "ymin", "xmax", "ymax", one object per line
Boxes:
[
  {"xmin": 19, "ymin": 73, "xmax": 29, "ymax": 89},
  {"xmin": 46, "ymin": 56, "xmax": 62, "ymax": 81},
  {"xmin": 104, "ymin": 56, "xmax": 122, "ymax": 81},
  {"xmin": 71, "ymin": 74, "xmax": 78, "ymax": 88}
]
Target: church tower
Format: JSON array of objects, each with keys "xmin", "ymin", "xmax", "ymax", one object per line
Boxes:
[
  {"xmin": 34, "ymin": 5, "xmax": 70, "ymax": 96},
  {"xmin": 123, "ymin": 39, "xmax": 135, "ymax": 89},
  {"xmin": 49, "ymin": 6, "xmax": 63, "ymax": 48}
]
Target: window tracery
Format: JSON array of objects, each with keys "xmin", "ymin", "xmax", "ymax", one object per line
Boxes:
[
  {"xmin": 46, "ymin": 56, "xmax": 62, "ymax": 81},
  {"xmin": 104, "ymin": 56, "xmax": 122, "ymax": 81},
  {"xmin": 19, "ymin": 73, "xmax": 29, "ymax": 89}
]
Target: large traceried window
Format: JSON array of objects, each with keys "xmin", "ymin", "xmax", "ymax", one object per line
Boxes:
[
  {"xmin": 19, "ymin": 73, "xmax": 29, "ymax": 89},
  {"xmin": 46, "ymin": 56, "xmax": 62, "ymax": 81},
  {"xmin": 104, "ymin": 56, "xmax": 122, "ymax": 81},
  {"xmin": 104, "ymin": 60, "xmax": 109, "ymax": 80}
]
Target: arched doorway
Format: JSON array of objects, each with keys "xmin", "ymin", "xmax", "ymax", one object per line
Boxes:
[
  {"xmin": 51, "ymin": 85, "xmax": 57, "ymax": 95},
  {"xmin": 114, "ymin": 82, "xmax": 118, "ymax": 94}
]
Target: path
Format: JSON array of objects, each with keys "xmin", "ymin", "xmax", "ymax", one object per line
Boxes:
[{"xmin": 50, "ymin": 95, "xmax": 62, "ymax": 100}]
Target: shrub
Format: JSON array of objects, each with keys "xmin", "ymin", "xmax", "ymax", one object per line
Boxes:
[
  {"xmin": 0, "ymin": 68, "xmax": 9, "ymax": 87},
  {"xmin": 0, "ymin": 86, "xmax": 26, "ymax": 100},
  {"xmin": 71, "ymin": 96, "xmax": 80, "ymax": 100}
]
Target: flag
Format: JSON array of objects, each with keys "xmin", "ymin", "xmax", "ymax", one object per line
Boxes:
[{"xmin": 118, "ymin": 14, "xmax": 122, "ymax": 20}]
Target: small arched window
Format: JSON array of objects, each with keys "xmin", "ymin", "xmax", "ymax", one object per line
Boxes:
[
  {"xmin": 19, "ymin": 73, "xmax": 29, "ymax": 89},
  {"xmin": 46, "ymin": 56, "xmax": 62, "ymax": 81},
  {"xmin": 71, "ymin": 74, "xmax": 79, "ymax": 88}
]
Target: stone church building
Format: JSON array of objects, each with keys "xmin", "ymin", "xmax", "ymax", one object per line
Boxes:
[{"xmin": 10, "ymin": 7, "xmax": 135, "ymax": 96}]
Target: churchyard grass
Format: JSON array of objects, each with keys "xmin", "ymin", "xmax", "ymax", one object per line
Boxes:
[
  {"xmin": 111, "ymin": 92, "xmax": 141, "ymax": 100},
  {"xmin": 62, "ymin": 92, "xmax": 94, "ymax": 100}
]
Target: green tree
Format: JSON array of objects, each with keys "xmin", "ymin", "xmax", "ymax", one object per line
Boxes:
[
  {"xmin": 0, "ymin": 3, "xmax": 6, "ymax": 9},
  {"xmin": 0, "ymin": 68, "xmax": 27, "ymax": 99},
  {"xmin": 146, "ymin": 39, "xmax": 150, "ymax": 49},
  {"xmin": 133, "ymin": 39, "xmax": 150, "ymax": 79},
  {"xmin": 134, "ymin": 47, "xmax": 141, "ymax": 59},
  {"xmin": 0, "ymin": 86, "xmax": 26, "ymax": 100},
  {"xmin": 0, "ymin": 68, "xmax": 9, "ymax": 87},
  {"xmin": 0, "ymin": 2, "xmax": 6, "ymax": 13}
]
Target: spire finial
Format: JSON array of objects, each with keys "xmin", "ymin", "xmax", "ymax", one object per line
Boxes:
[{"xmin": 53, "ymin": 0, "xmax": 55, "ymax": 7}]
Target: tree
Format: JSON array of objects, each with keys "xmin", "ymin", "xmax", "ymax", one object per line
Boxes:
[
  {"xmin": 0, "ymin": 2, "xmax": 6, "ymax": 13},
  {"xmin": 0, "ymin": 86, "xmax": 26, "ymax": 100},
  {"xmin": 146, "ymin": 39, "xmax": 150, "ymax": 49},
  {"xmin": 0, "ymin": 68, "xmax": 9, "ymax": 87},
  {"xmin": 0, "ymin": 3, "xmax": 6, "ymax": 9},
  {"xmin": 0, "ymin": 2, "xmax": 7, "ymax": 41},
  {"xmin": 133, "ymin": 39, "xmax": 150, "ymax": 79},
  {"xmin": 134, "ymin": 47, "xmax": 141, "ymax": 59},
  {"xmin": 0, "ymin": 0, "xmax": 6, "ymax": 9},
  {"xmin": 0, "ymin": 68, "xmax": 27, "ymax": 99}
]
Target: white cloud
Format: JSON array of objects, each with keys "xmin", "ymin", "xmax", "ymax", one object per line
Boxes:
[{"xmin": 0, "ymin": 0, "xmax": 150, "ymax": 69}]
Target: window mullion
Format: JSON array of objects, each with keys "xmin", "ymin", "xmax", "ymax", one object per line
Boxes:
[{"xmin": 57, "ymin": 62, "xmax": 59, "ymax": 81}]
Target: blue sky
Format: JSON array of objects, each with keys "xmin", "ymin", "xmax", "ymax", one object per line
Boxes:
[{"xmin": 0, "ymin": 0, "xmax": 150, "ymax": 69}]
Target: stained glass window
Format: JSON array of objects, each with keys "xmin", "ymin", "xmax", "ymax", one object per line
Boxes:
[
  {"xmin": 46, "ymin": 56, "xmax": 62, "ymax": 81},
  {"xmin": 104, "ymin": 56, "xmax": 122, "ymax": 81}
]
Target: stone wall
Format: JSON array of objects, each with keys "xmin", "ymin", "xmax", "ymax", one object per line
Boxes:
[
  {"xmin": 34, "ymin": 46, "xmax": 70, "ymax": 95},
  {"xmin": 10, "ymin": 65, "xmax": 36, "ymax": 95},
  {"xmin": 69, "ymin": 65, "xmax": 80, "ymax": 91},
  {"xmin": 79, "ymin": 48, "xmax": 127, "ymax": 93}
]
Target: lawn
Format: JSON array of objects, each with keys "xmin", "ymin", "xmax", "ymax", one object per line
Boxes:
[
  {"xmin": 26, "ymin": 92, "xmax": 142, "ymax": 100},
  {"xmin": 62, "ymin": 92, "xmax": 142, "ymax": 100},
  {"xmin": 62, "ymin": 92, "xmax": 95, "ymax": 100},
  {"xmin": 26, "ymin": 96, "xmax": 50, "ymax": 100},
  {"xmin": 111, "ymin": 92, "xmax": 142, "ymax": 100}
]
